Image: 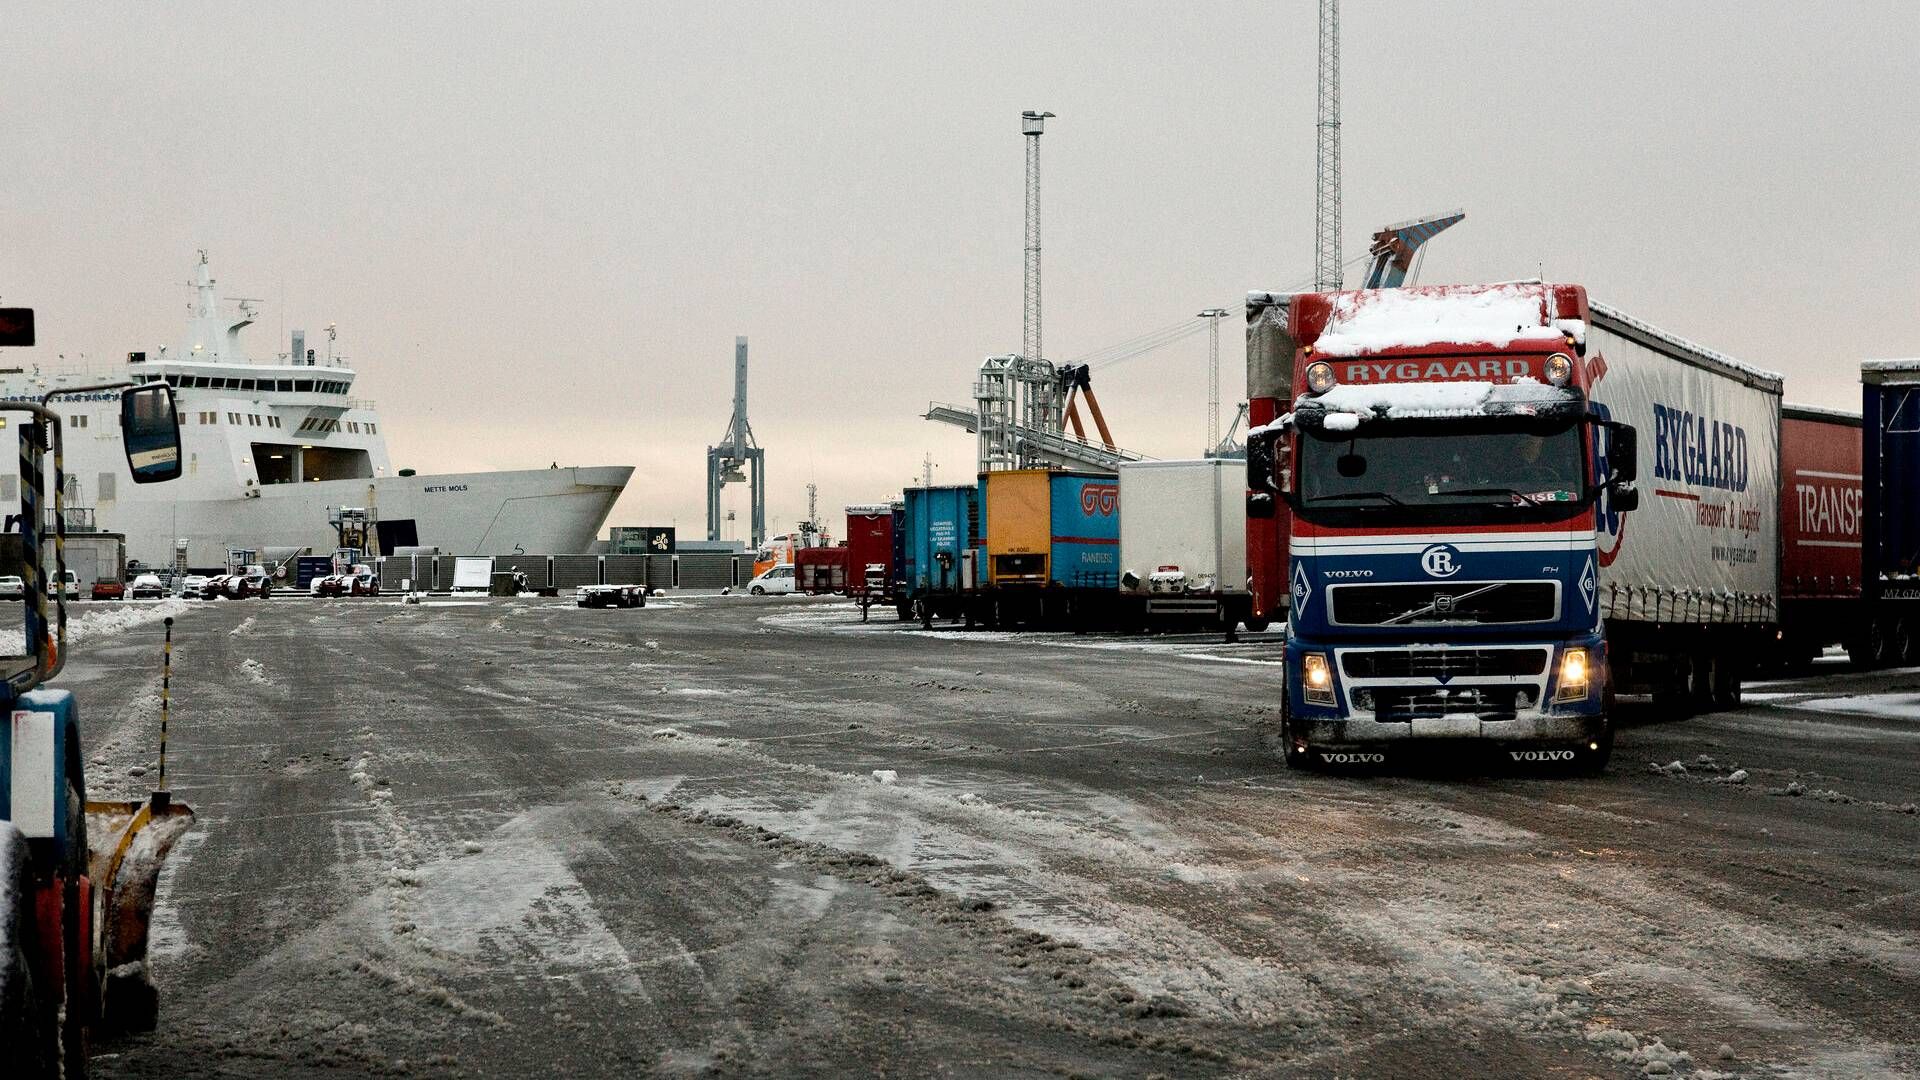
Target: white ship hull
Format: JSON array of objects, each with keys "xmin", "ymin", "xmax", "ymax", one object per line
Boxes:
[
  {"xmin": 100, "ymin": 465, "xmax": 633, "ymax": 569},
  {"xmin": 4, "ymin": 254, "xmax": 636, "ymax": 570}
]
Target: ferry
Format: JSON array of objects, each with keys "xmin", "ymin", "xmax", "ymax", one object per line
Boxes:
[{"xmin": 1, "ymin": 254, "xmax": 633, "ymax": 570}]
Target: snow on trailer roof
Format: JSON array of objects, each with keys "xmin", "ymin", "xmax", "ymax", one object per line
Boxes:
[
  {"xmin": 1587, "ymin": 300, "xmax": 1782, "ymax": 393},
  {"xmin": 1782, "ymin": 402, "xmax": 1862, "ymax": 425},
  {"xmin": 1860, "ymin": 359, "xmax": 1920, "ymax": 385}
]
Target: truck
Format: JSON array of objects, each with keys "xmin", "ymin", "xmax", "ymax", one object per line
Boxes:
[
  {"xmin": 1248, "ymin": 282, "xmax": 1782, "ymax": 771},
  {"xmin": 2, "ymin": 371, "xmax": 194, "ymax": 1076},
  {"xmin": 976, "ymin": 468, "xmax": 1120, "ymax": 629},
  {"xmin": 1116, "ymin": 459, "xmax": 1260, "ymax": 632}
]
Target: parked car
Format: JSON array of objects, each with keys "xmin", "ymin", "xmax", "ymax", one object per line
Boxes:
[
  {"xmin": 179, "ymin": 574, "xmax": 210, "ymax": 598},
  {"xmin": 46, "ymin": 569, "xmax": 80, "ymax": 600},
  {"xmin": 129, "ymin": 573, "xmax": 166, "ymax": 599},
  {"xmin": 575, "ymin": 584, "xmax": 646, "ymax": 608},
  {"xmin": 746, "ymin": 565, "xmax": 796, "ymax": 596},
  {"xmin": 0, "ymin": 575, "xmax": 23, "ymax": 601},
  {"xmin": 91, "ymin": 579, "xmax": 126, "ymax": 601}
]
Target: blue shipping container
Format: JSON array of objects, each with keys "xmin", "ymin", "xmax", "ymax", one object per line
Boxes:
[
  {"xmin": 902, "ymin": 484, "xmax": 979, "ymax": 597},
  {"xmin": 1046, "ymin": 472, "xmax": 1120, "ymax": 588}
]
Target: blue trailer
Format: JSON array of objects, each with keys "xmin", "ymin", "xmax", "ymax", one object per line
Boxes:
[
  {"xmin": 1861, "ymin": 361, "xmax": 1920, "ymax": 657},
  {"xmin": 900, "ymin": 484, "xmax": 980, "ymax": 625}
]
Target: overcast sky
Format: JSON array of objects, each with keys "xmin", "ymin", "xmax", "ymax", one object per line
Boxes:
[{"xmin": 5, "ymin": 2, "xmax": 1915, "ymax": 539}]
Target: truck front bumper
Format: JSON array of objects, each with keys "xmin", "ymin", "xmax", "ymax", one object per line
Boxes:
[{"xmin": 1288, "ymin": 636, "xmax": 1608, "ymax": 749}]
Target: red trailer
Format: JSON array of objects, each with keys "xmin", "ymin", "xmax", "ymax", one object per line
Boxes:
[
  {"xmin": 844, "ymin": 504, "xmax": 896, "ymax": 619},
  {"xmin": 795, "ymin": 546, "xmax": 851, "ymax": 595},
  {"xmin": 1778, "ymin": 405, "xmax": 1866, "ymax": 662}
]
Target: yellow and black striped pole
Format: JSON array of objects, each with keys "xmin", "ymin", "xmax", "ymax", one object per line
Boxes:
[{"xmin": 157, "ymin": 616, "xmax": 173, "ymax": 792}]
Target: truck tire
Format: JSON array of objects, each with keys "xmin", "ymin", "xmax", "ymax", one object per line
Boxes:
[
  {"xmin": 1244, "ymin": 617, "xmax": 1270, "ymax": 634},
  {"xmin": 1711, "ymin": 655, "xmax": 1744, "ymax": 710},
  {"xmin": 1, "ymin": 825, "xmax": 58, "ymax": 1080},
  {"xmin": 1899, "ymin": 617, "xmax": 1920, "ymax": 666},
  {"xmin": 1689, "ymin": 653, "xmax": 1718, "ymax": 713},
  {"xmin": 1651, "ymin": 657, "xmax": 1694, "ymax": 719},
  {"xmin": 1278, "ymin": 691, "xmax": 1314, "ymax": 770}
]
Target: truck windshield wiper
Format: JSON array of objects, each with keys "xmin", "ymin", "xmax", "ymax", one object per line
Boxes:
[
  {"xmin": 1308, "ymin": 489, "xmax": 1404, "ymax": 505},
  {"xmin": 1433, "ymin": 487, "xmax": 1545, "ymax": 506}
]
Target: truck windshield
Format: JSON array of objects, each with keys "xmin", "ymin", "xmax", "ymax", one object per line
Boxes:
[{"xmin": 1298, "ymin": 417, "xmax": 1588, "ymax": 522}]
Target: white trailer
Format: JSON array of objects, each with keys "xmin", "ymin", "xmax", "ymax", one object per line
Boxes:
[{"xmin": 1117, "ymin": 459, "xmax": 1261, "ymax": 630}]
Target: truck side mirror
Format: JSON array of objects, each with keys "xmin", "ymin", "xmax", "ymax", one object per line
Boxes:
[
  {"xmin": 122, "ymin": 383, "xmax": 182, "ymax": 484},
  {"xmin": 1607, "ymin": 421, "xmax": 1637, "ymax": 484},
  {"xmin": 1247, "ymin": 429, "xmax": 1278, "ymax": 495},
  {"xmin": 1612, "ymin": 482, "xmax": 1640, "ymax": 514}
]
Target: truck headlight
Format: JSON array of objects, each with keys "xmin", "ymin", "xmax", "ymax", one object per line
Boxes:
[
  {"xmin": 1545, "ymin": 353, "xmax": 1574, "ymax": 386},
  {"xmin": 1301, "ymin": 652, "xmax": 1335, "ymax": 705},
  {"xmin": 1305, "ymin": 361, "xmax": 1336, "ymax": 394},
  {"xmin": 1554, "ymin": 647, "xmax": 1591, "ymax": 702}
]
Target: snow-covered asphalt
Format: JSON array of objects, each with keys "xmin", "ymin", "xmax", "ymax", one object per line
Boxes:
[{"xmin": 72, "ymin": 594, "xmax": 1920, "ymax": 1078}]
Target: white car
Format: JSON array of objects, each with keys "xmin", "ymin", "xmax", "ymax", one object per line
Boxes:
[
  {"xmin": 47, "ymin": 570, "xmax": 80, "ymax": 600},
  {"xmin": 179, "ymin": 574, "xmax": 210, "ymax": 598},
  {"xmin": 746, "ymin": 565, "xmax": 796, "ymax": 596},
  {"xmin": 0, "ymin": 575, "xmax": 23, "ymax": 601}
]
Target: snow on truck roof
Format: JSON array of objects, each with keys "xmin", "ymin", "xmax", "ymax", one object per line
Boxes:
[
  {"xmin": 1245, "ymin": 283, "xmax": 1783, "ymax": 394},
  {"xmin": 1312, "ymin": 284, "xmax": 1569, "ymax": 356},
  {"xmin": 1299, "ymin": 379, "xmax": 1579, "ymax": 427}
]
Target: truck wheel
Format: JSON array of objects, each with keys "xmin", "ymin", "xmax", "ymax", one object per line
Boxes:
[
  {"xmin": 1278, "ymin": 692, "xmax": 1315, "ymax": 770},
  {"xmin": 1899, "ymin": 617, "xmax": 1920, "ymax": 666},
  {"xmin": 1651, "ymin": 657, "xmax": 1695, "ymax": 719},
  {"xmin": 1711, "ymin": 655, "xmax": 1744, "ymax": 710},
  {"xmin": 1865, "ymin": 618, "xmax": 1897, "ymax": 668},
  {"xmin": 1, "ymin": 826, "xmax": 58, "ymax": 1080},
  {"xmin": 895, "ymin": 602, "xmax": 912, "ymax": 623},
  {"xmin": 1689, "ymin": 653, "xmax": 1718, "ymax": 713},
  {"xmin": 1244, "ymin": 617, "xmax": 1270, "ymax": 634}
]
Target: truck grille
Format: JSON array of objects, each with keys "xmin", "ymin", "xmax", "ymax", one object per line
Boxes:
[
  {"xmin": 1375, "ymin": 687, "xmax": 1522, "ymax": 722},
  {"xmin": 1329, "ymin": 582, "xmax": 1558, "ymax": 625},
  {"xmin": 1341, "ymin": 648, "xmax": 1549, "ymax": 680}
]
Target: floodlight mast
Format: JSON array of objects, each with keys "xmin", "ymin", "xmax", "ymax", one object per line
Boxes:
[{"xmin": 1197, "ymin": 308, "xmax": 1231, "ymax": 453}]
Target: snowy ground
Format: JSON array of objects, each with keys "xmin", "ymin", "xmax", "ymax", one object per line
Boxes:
[{"xmin": 72, "ymin": 594, "xmax": 1920, "ymax": 1078}]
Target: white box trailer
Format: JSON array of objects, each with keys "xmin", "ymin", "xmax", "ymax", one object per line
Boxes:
[
  {"xmin": 1586, "ymin": 302, "xmax": 1782, "ymax": 628},
  {"xmin": 1117, "ymin": 459, "xmax": 1262, "ymax": 630}
]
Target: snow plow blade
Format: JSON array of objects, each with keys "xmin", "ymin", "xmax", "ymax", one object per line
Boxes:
[{"xmin": 84, "ymin": 794, "xmax": 195, "ymax": 1033}]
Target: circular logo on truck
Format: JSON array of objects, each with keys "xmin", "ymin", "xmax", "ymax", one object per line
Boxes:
[{"xmin": 1420, "ymin": 544, "xmax": 1462, "ymax": 578}]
